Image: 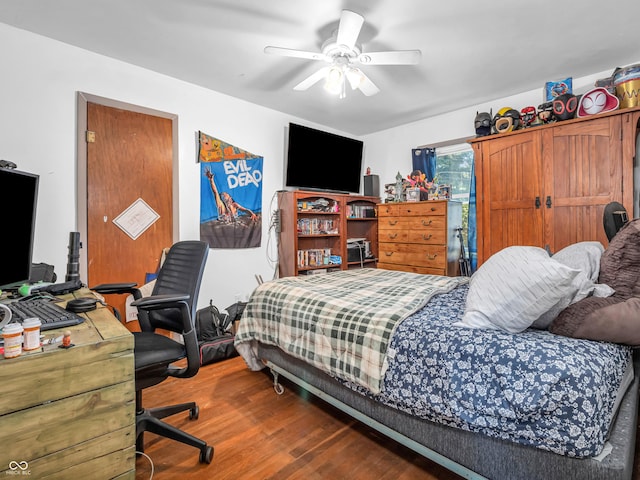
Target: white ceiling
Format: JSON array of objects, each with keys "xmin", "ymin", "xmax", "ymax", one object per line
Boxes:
[{"xmin": 1, "ymin": 0, "xmax": 639, "ymax": 136}]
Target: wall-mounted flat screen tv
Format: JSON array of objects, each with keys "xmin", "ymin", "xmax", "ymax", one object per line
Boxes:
[{"xmin": 285, "ymin": 123, "xmax": 363, "ymax": 194}]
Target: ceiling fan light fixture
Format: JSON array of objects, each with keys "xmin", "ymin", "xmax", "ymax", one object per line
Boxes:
[
  {"xmin": 323, "ymin": 65, "xmax": 345, "ymax": 96},
  {"xmin": 346, "ymin": 68, "xmax": 365, "ymax": 90}
]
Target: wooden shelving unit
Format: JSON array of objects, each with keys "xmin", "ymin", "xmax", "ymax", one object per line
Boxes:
[{"xmin": 277, "ymin": 190, "xmax": 379, "ymax": 277}]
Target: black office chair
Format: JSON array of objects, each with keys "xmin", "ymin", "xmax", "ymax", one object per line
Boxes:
[
  {"xmin": 603, "ymin": 201, "xmax": 629, "ymax": 241},
  {"xmin": 91, "ymin": 240, "xmax": 213, "ymax": 464}
]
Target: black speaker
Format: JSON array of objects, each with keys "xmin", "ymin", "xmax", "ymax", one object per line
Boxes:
[
  {"xmin": 363, "ymin": 174, "xmax": 379, "ymax": 197},
  {"xmin": 66, "ymin": 231, "xmax": 81, "ymax": 282}
]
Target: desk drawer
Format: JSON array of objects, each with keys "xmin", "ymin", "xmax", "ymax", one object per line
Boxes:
[
  {"xmin": 1, "ymin": 381, "xmax": 135, "ymax": 475},
  {"xmin": 378, "ymin": 242, "xmax": 446, "ymax": 269}
]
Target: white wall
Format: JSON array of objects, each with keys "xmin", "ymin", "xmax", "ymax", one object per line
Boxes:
[
  {"xmin": 0, "ymin": 23, "xmax": 331, "ymax": 310},
  {"xmin": 1, "ymin": 22, "xmax": 634, "ymax": 311}
]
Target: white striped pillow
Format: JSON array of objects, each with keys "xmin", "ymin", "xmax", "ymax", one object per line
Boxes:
[{"xmin": 455, "ymin": 246, "xmax": 580, "ymax": 333}]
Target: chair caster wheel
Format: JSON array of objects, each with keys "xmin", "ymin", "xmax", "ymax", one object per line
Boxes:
[
  {"xmin": 189, "ymin": 406, "xmax": 199, "ymax": 420},
  {"xmin": 200, "ymin": 445, "xmax": 214, "ymax": 464}
]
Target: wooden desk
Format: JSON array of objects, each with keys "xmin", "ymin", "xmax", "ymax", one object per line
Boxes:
[{"xmin": 0, "ymin": 291, "xmax": 135, "ymax": 479}]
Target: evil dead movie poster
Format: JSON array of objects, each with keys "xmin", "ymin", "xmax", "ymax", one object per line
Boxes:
[{"xmin": 199, "ymin": 131, "xmax": 262, "ymax": 248}]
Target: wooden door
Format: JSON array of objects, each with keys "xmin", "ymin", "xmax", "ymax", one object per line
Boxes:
[
  {"xmin": 543, "ymin": 115, "xmax": 623, "ymax": 252},
  {"xmin": 86, "ymin": 103, "xmax": 173, "ymax": 328},
  {"xmin": 474, "ymin": 130, "xmax": 544, "ymax": 264}
]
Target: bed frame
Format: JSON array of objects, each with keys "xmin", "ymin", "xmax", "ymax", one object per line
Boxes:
[{"xmin": 258, "ymin": 343, "xmax": 639, "ymax": 480}]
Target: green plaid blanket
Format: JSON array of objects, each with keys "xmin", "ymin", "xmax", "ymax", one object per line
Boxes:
[{"xmin": 235, "ymin": 269, "xmax": 467, "ymax": 394}]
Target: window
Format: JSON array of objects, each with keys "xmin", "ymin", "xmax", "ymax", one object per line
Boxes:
[{"xmin": 434, "ymin": 143, "xmax": 473, "ymax": 237}]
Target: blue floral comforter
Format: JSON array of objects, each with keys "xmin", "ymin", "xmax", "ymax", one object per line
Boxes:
[{"xmin": 339, "ymin": 284, "xmax": 632, "ymax": 457}]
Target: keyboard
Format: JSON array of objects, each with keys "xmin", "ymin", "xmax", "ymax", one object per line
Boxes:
[{"xmin": 7, "ymin": 297, "xmax": 85, "ymax": 331}]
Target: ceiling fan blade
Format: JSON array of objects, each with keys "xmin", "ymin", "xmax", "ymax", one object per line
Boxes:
[
  {"xmin": 336, "ymin": 10, "xmax": 364, "ymax": 50},
  {"xmin": 346, "ymin": 68, "xmax": 380, "ymax": 96},
  {"xmin": 264, "ymin": 46, "xmax": 326, "ymax": 61},
  {"xmin": 293, "ymin": 67, "xmax": 331, "ymax": 91},
  {"xmin": 358, "ymin": 50, "xmax": 422, "ymax": 65}
]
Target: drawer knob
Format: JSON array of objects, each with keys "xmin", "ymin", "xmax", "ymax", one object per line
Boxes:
[
  {"xmin": 388, "ymin": 233, "xmax": 398, "ymax": 239},
  {"xmin": 422, "ymin": 233, "xmax": 433, "ymax": 240},
  {"xmin": 385, "ymin": 251, "xmax": 394, "ymax": 257},
  {"xmin": 388, "ymin": 220, "xmax": 398, "ymax": 226},
  {"xmin": 426, "ymin": 253, "xmax": 438, "ymax": 260},
  {"xmin": 430, "ymin": 207, "xmax": 436, "ymax": 211},
  {"xmin": 421, "ymin": 219, "xmax": 433, "ymax": 226}
]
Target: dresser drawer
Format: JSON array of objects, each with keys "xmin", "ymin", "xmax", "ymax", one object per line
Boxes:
[
  {"xmin": 378, "ymin": 201, "xmax": 448, "ymax": 217},
  {"xmin": 378, "ymin": 216, "xmax": 446, "ymax": 232},
  {"xmin": 378, "ymin": 263, "xmax": 445, "ymax": 275},
  {"xmin": 396, "ymin": 201, "xmax": 447, "ymax": 216},
  {"xmin": 378, "ymin": 227, "xmax": 445, "ymax": 245},
  {"xmin": 378, "ymin": 242, "xmax": 446, "ymax": 269},
  {"xmin": 406, "ymin": 228, "xmax": 446, "ymax": 244},
  {"xmin": 378, "ymin": 229, "xmax": 408, "ymax": 242},
  {"xmin": 378, "ymin": 203, "xmax": 399, "ymax": 216}
]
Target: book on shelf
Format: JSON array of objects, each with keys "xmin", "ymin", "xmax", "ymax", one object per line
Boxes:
[
  {"xmin": 297, "ymin": 198, "xmax": 339, "ymax": 213},
  {"xmin": 297, "ymin": 218, "xmax": 338, "ymax": 235},
  {"xmin": 347, "ymin": 204, "xmax": 376, "ymax": 218},
  {"xmin": 297, "ymin": 248, "xmax": 332, "ymax": 268}
]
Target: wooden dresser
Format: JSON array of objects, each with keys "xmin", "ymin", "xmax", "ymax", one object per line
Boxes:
[{"xmin": 377, "ymin": 200, "xmax": 462, "ymax": 276}]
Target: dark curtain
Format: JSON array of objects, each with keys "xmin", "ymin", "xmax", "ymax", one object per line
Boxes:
[{"xmin": 412, "ymin": 148, "xmax": 437, "ymax": 182}]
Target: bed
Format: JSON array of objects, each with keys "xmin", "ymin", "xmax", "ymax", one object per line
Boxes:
[{"xmin": 235, "ymin": 220, "xmax": 640, "ymax": 480}]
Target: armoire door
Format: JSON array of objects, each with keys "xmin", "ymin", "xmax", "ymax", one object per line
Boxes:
[
  {"xmin": 474, "ymin": 130, "xmax": 545, "ymax": 263},
  {"xmin": 543, "ymin": 115, "xmax": 623, "ymax": 252}
]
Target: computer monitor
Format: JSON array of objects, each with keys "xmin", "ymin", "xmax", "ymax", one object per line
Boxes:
[{"xmin": 0, "ymin": 168, "xmax": 39, "ymax": 290}]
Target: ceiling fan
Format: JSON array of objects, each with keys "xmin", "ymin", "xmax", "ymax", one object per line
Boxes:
[{"xmin": 264, "ymin": 10, "xmax": 421, "ymax": 98}]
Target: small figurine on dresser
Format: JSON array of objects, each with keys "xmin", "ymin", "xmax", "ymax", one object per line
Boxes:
[
  {"xmin": 394, "ymin": 171, "xmax": 404, "ymax": 202},
  {"xmin": 407, "ymin": 169, "xmax": 435, "ymax": 201}
]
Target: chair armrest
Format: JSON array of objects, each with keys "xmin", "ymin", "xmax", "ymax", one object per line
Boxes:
[
  {"xmin": 132, "ymin": 294, "xmax": 194, "ymax": 340},
  {"xmin": 90, "ymin": 282, "xmax": 139, "ymax": 295},
  {"xmin": 131, "ymin": 293, "xmax": 190, "ymax": 310}
]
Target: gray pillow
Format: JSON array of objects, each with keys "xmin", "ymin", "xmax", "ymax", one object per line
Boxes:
[{"xmin": 532, "ymin": 242, "xmax": 613, "ymax": 329}]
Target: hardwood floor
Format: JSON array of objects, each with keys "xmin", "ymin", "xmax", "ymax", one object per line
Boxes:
[
  {"xmin": 135, "ymin": 355, "xmax": 640, "ymax": 480},
  {"xmin": 134, "ymin": 356, "xmax": 462, "ymax": 480}
]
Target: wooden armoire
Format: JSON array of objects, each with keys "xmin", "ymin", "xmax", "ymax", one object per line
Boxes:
[{"xmin": 469, "ymin": 105, "xmax": 640, "ymax": 266}]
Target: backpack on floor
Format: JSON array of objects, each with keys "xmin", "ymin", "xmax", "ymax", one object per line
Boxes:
[{"xmin": 195, "ymin": 300, "xmax": 238, "ymax": 366}]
